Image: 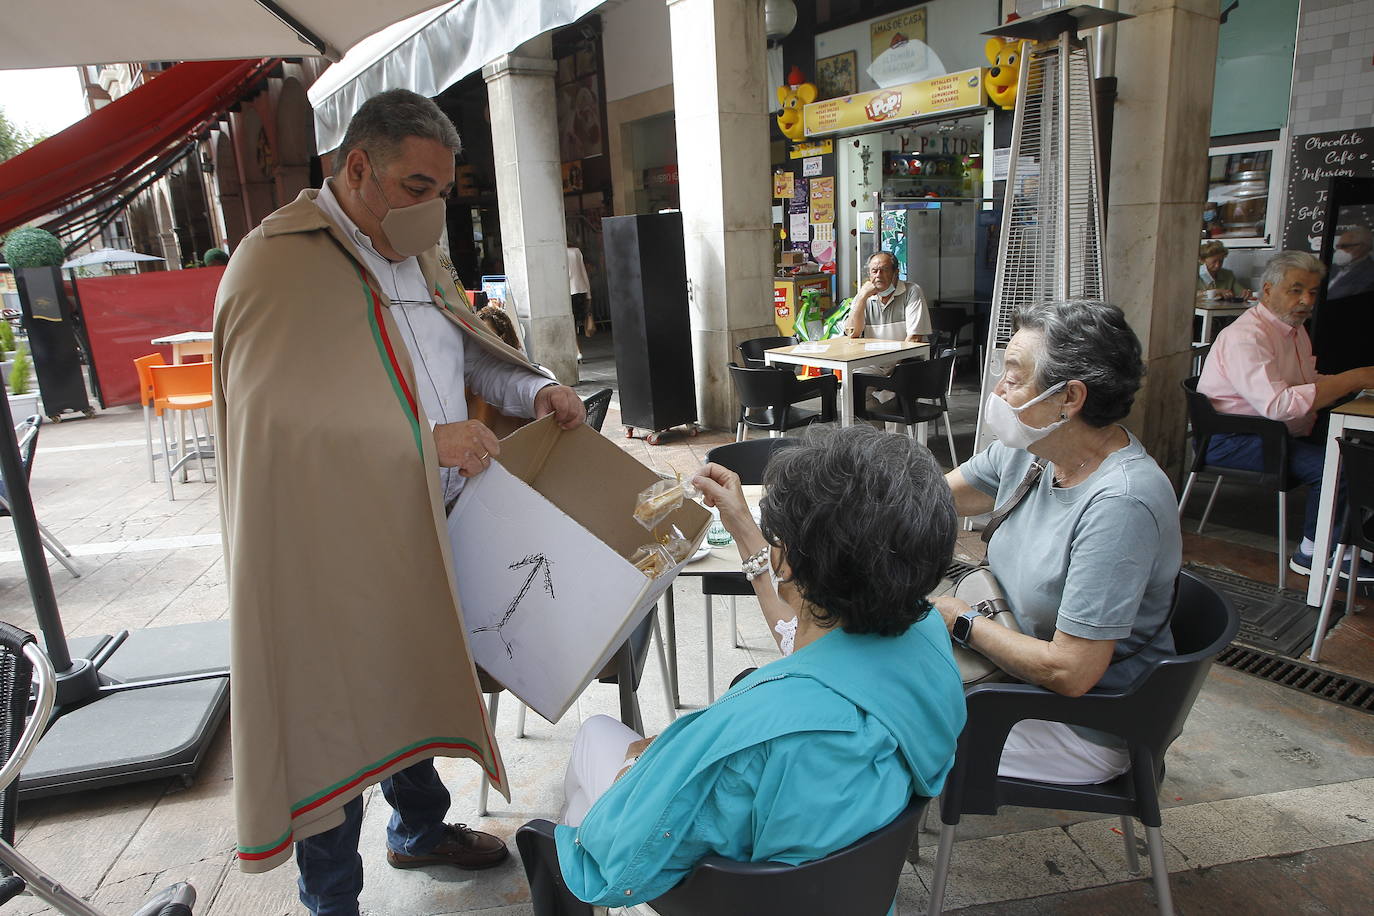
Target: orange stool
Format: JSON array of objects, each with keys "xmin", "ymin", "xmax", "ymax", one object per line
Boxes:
[{"xmin": 148, "ymin": 363, "xmax": 213, "ymax": 500}]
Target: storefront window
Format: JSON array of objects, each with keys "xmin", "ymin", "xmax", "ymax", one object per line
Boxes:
[{"xmin": 1205, "ymin": 140, "xmax": 1283, "ymax": 247}]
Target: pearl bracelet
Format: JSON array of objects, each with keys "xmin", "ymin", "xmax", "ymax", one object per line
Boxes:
[{"xmin": 741, "ymin": 546, "xmax": 771, "ymax": 581}]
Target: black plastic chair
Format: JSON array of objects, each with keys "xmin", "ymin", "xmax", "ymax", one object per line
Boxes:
[
  {"xmin": 518, "ymin": 794, "xmax": 930, "ymax": 916},
  {"xmin": 0, "ymin": 623, "xmax": 196, "ymax": 916},
  {"xmin": 728, "ymin": 363, "xmax": 836, "ymax": 442},
  {"xmin": 737, "ymin": 335, "xmax": 798, "ymax": 370},
  {"xmin": 1310, "ymin": 437, "xmax": 1374, "ymax": 661},
  {"xmin": 581, "ymin": 388, "xmax": 613, "ymax": 433},
  {"xmin": 0, "ymin": 416, "xmax": 79, "ymax": 577},
  {"xmin": 1178, "ymin": 376, "xmax": 1295, "ymax": 589},
  {"xmin": 926, "ymin": 570, "xmax": 1239, "ymax": 916},
  {"xmin": 853, "ymin": 354, "xmax": 959, "ymax": 468},
  {"xmin": 929, "ymin": 307, "xmax": 973, "ymax": 388}
]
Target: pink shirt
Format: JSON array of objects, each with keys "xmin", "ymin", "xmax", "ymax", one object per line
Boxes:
[{"xmin": 1197, "ymin": 303, "xmax": 1321, "ymax": 436}]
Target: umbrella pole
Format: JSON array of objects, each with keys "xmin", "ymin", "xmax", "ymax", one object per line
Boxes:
[{"xmin": 0, "ymin": 377, "xmax": 98, "ymax": 704}]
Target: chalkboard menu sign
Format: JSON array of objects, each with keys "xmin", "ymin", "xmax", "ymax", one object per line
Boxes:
[{"xmin": 1282, "ymin": 128, "xmax": 1374, "ymax": 251}]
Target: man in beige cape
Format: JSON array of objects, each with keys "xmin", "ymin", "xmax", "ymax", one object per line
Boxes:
[{"xmin": 214, "ymin": 90, "xmax": 584, "ymax": 916}]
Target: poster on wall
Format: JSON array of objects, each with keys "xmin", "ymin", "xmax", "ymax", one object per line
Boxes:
[
  {"xmin": 816, "ymin": 52, "xmax": 858, "ymax": 100},
  {"xmin": 788, "ymin": 177, "xmax": 811, "ymax": 259},
  {"xmin": 774, "ymin": 171, "xmax": 795, "ymax": 198},
  {"xmin": 557, "ymin": 75, "xmax": 603, "ymax": 161},
  {"xmin": 1281, "ymin": 128, "xmax": 1374, "ymax": 251},
  {"xmin": 870, "ymin": 9, "xmax": 927, "ymax": 62}
]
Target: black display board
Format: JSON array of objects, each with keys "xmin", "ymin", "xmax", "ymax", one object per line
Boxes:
[
  {"xmin": 1282, "ymin": 128, "xmax": 1374, "ymax": 252},
  {"xmin": 14, "ymin": 268, "xmax": 91, "ymax": 420},
  {"xmin": 602, "ymin": 213, "xmax": 697, "ymax": 436}
]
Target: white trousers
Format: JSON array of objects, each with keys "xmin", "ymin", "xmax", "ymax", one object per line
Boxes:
[
  {"xmin": 998, "ymin": 718, "xmax": 1130, "ymax": 785},
  {"xmin": 561, "ymin": 714, "xmax": 642, "ymax": 827}
]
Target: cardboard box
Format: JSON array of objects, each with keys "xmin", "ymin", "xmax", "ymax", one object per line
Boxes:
[
  {"xmin": 780, "ymin": 250, "xmax": 804, "ymax": 267},
  {"xmin": 447, "ymin": 416, "xmax": 710, "ymax": 723}
]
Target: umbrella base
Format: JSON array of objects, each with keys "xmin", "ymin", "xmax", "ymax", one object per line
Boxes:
[{"xmin": 19, "ymin": 621, "xmax": 229, "ymax": 799}]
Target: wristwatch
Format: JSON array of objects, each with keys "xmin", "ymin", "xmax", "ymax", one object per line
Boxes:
[{"xmin": 951, "ymin": 610, "xmax": 980, "ymax": 649}]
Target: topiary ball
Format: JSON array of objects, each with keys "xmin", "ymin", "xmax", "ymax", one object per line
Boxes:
[
  {"xmin": 203, "ymin": 247, "xmax": 229, "ymax": 267},
  {"xmin": 2, "ymin": 227, "xmax": 65, "ymax": 269}
]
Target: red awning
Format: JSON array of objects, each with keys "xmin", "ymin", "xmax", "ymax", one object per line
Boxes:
[{"xmin": 0, "ymin": 59, "xmax": 278, "ymax": 237}]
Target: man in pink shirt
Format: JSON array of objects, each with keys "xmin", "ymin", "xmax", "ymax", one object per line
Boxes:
[{"xmin": 1198, "ymin": 251, "xmax": 1374, "ymax": 576}]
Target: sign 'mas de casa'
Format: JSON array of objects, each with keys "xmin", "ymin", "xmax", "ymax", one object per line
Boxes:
[{"xmin": 802, "ymin": 69, "xmax": 987, "ymax": 138}]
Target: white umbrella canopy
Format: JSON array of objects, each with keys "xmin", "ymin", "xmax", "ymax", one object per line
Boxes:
[
  {"xmin": 0, "ymin": 0, "xmax": 458, "ymax": 68},
  {"xmin": 61, "ymin": 248, "xmax": 166, "ymax": 269}
]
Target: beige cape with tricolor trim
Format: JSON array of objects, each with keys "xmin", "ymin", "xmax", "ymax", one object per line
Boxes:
[{"xmin": 214, "ymin": 190, "xmax": 548, "ymax": 873}]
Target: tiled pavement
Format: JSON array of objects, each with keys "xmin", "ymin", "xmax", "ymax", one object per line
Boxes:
[{"xmin": 1, "ymin": 336, "xmax": 1373, "ymax": 914}]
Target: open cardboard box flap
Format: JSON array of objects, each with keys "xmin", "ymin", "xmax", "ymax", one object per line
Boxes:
[{"xmin": 499, "ymin": 415, "xmax": 710, "ymax": 560}]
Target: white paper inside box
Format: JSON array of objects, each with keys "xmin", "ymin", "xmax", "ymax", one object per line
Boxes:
[{"xmin": 447, "ymin": 416, "xmax": 709, "ymax": 724}]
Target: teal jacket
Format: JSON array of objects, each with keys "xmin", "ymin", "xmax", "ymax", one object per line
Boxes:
[{"xmin": 555, "ymin": 610, "xmax": 966, "ymax": 906}]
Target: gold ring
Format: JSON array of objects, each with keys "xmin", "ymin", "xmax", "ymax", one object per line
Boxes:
[{"xmin": 479, "ymin": 452, "xmax": 490, "ymax": 461}]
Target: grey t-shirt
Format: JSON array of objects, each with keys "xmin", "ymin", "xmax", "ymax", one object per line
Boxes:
[{"xmin": 959, "ymin": 431, "xmax": 1181, "ymax": 694}]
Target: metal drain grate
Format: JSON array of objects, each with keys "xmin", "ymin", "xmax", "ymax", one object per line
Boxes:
[{"xmin": 1217, "ymin": 645, "xmax": 1374, "ymax": 714}]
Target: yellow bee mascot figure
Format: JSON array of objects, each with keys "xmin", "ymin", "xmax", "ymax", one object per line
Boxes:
[
  {"xmin": 984, "ymin": 38, "xmax": 1027, "ymax": 111},
  {"xmin": 776, "ymin": 66, "xmax": 817, "ymax": 142}
]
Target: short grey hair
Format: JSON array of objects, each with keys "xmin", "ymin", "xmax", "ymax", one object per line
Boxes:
[
  {"xmin": 1260, "ymin": 250, "xmax": 1326, "ymax": 290},
  {"xmin": 867, "ymin": 250, "xmax": 898, "ymax": 271},
  {"xmin": 1013, "ymin": 300, "xmax": 1145, "ymax": 428},
  {"xmin": 1340, "ymin": 226, "xmax": 1372, "ymax": 246},
  {"xmin": 334, "ymin": 89, "xmax": 461, "ymax": 174},
  {"xmin": 759, "ymin": 425, "xmax": 955, "ymax": 637}
]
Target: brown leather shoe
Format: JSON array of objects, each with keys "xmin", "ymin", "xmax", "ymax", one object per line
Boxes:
[{"xmin": 386, "ymin": 823, "xmax": 509, "ymax": 870}]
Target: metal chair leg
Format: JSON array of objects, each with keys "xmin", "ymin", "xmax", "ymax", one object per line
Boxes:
[
  {"xmin": 189, "ymin": 410, "xmax": 209, "ymax": 483},
  {"xmin": 158, "ymin": 412, "xmax": 176, "ymax": 501},
  {"xmin": 515, "ymin": 702, "xmax": 527, "ymax": 738},
  {"xmin": 942, "ymin": 412, "xmax": 958, "ymax": 467},
  {"xmin": 650, "ymin": 614, "xmax": 677, "ymax": 722},
  {"xmin": 1348, "ymin": 553, "xmax": 1360, "ymax": 616},
  {"xmin": 736, "ymin": 422, "xmax": 746, "ymax": 442},
  {"xmin": 704, "ymin": 595, "xmax": 715, "ymax": 703},
  {"xmin": 1197, "ymin": 476, "xmax": 1224, "ymax": 533},
  {"xmin": 1311, "ymin": 542, "xmax": 1347, "ymax": 662},
  {"xmin": 730, "ymin": 597, "xmax": 739, "ymax": 648},
  {"xmin": 142, "ymin": 402, "xmax": 156, "ymax": 482},
  {"xmin": 1119, "ymin": 815, "xmax": 1141, "ymax": 875},
  {"xmin": 1277, "ymin": 491, "xmax": 1287, "ymax": 591},
  {"xmin": 37, "ymin": 528, "xmax": 80, "ymax": 578},
  {"xmin": 1177, "ymin": 471, "xmax": 1197, "ymax": 518},
  {"xmin": 927, "ymin": 822, "xmax": 957, "ymax": 916},
  {"xmin": 477, "ymin": 692, "xmax": 500, "ymax": 817},
  {"xmin": 1145, "ymin": 825, "xmax": 1174, "ymax": 916}
]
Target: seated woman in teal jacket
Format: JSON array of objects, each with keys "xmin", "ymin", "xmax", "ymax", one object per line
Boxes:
[{"xmin": 554, "ymin": 425, "xmax": 967, "ymax": 908}]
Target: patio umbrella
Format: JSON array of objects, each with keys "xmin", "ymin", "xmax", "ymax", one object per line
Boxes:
[
  {"xmin": 60, "ymin": 248, "xmax": 165, "ymax": 270},
  {"xmin": 0, "ymin": 0, "xmax": 461, "ymax": 67}
]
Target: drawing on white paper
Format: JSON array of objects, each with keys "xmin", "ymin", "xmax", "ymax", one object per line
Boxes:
[{"xmin": 470, "ymin": 553, "xmax": 555, "ymax": 659}]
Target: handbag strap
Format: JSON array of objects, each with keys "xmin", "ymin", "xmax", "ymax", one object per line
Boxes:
[{"xmin": 981, "ymin": 460, "xmax": 1046, "ymax": 544}]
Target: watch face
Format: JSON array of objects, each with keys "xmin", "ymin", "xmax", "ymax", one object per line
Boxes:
[{"xmin": 953, "ymin": 613, "xmax": 974, "ymax": 646}]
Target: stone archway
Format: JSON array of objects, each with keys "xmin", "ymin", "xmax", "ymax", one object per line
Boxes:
[
  {"xmin": 275, "ymin": 77, "xmax": 316, "ymax": 202},
  {"xmin": 237, "ymin": 107, "xmax": 277, "ymax": 228},
  {"xmin": 154, "ymin": 187, "xmax": 182, "ymax": 268},
  {"xmin": 215, "ymin": 129, "xmax": 248, "ymax": 247}
]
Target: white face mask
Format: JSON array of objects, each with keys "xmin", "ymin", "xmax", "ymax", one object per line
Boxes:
[
  {"xmin": 1333, "ymin": 249, "xmax": 1353, "ymax": 267},
  {"xmin": 363, "ymin": 167, "xmax": 447, "ymax": 259},
  {"xmin": 984, "ymin": 380, "xmax": 1069, "ymax": 450}
]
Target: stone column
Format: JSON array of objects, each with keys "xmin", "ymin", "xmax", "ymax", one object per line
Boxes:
[
  {"xmin": 668, "ymin": 0, "xmax": 776, "ymax": 430},
  {"xmin": 1106, "ymin": 0, "xmax": 1219, "ymax": 478},
  {"xmin": 484, "ymin": 36, "xmax": 578, "ymax": 386}
]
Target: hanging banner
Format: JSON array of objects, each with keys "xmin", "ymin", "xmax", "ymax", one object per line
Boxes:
[{"xmin": 803, "ymin": 69, "xmax": 987, "ymax": 137}]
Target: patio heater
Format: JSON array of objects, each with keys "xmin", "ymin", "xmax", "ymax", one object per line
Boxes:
[
  {"xmin": 0, "ymin": 377, "xmax": 228, "ymax": 798},
  {"xmin": 973, "ymin": 5, "xmax": 1132, "ymax": 455}
]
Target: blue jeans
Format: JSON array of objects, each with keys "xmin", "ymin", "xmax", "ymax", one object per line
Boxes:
[
  {"xmin": 295, "ymin": 759, "xmax": 451, "ymax": 916},
  {"xmin": 1204, "ymin": 431, "xmax": 1344, "ymax": 543}
]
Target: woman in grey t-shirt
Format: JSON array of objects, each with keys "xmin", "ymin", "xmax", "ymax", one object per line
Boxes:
[{"xmin": 935, "ymin": 300, "xmax": 1182, "ymax": 785}]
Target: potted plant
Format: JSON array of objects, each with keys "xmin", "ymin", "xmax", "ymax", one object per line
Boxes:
[{"xmin": 7, "ymin": 344, "xmax": 39, "ymax": 419}]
